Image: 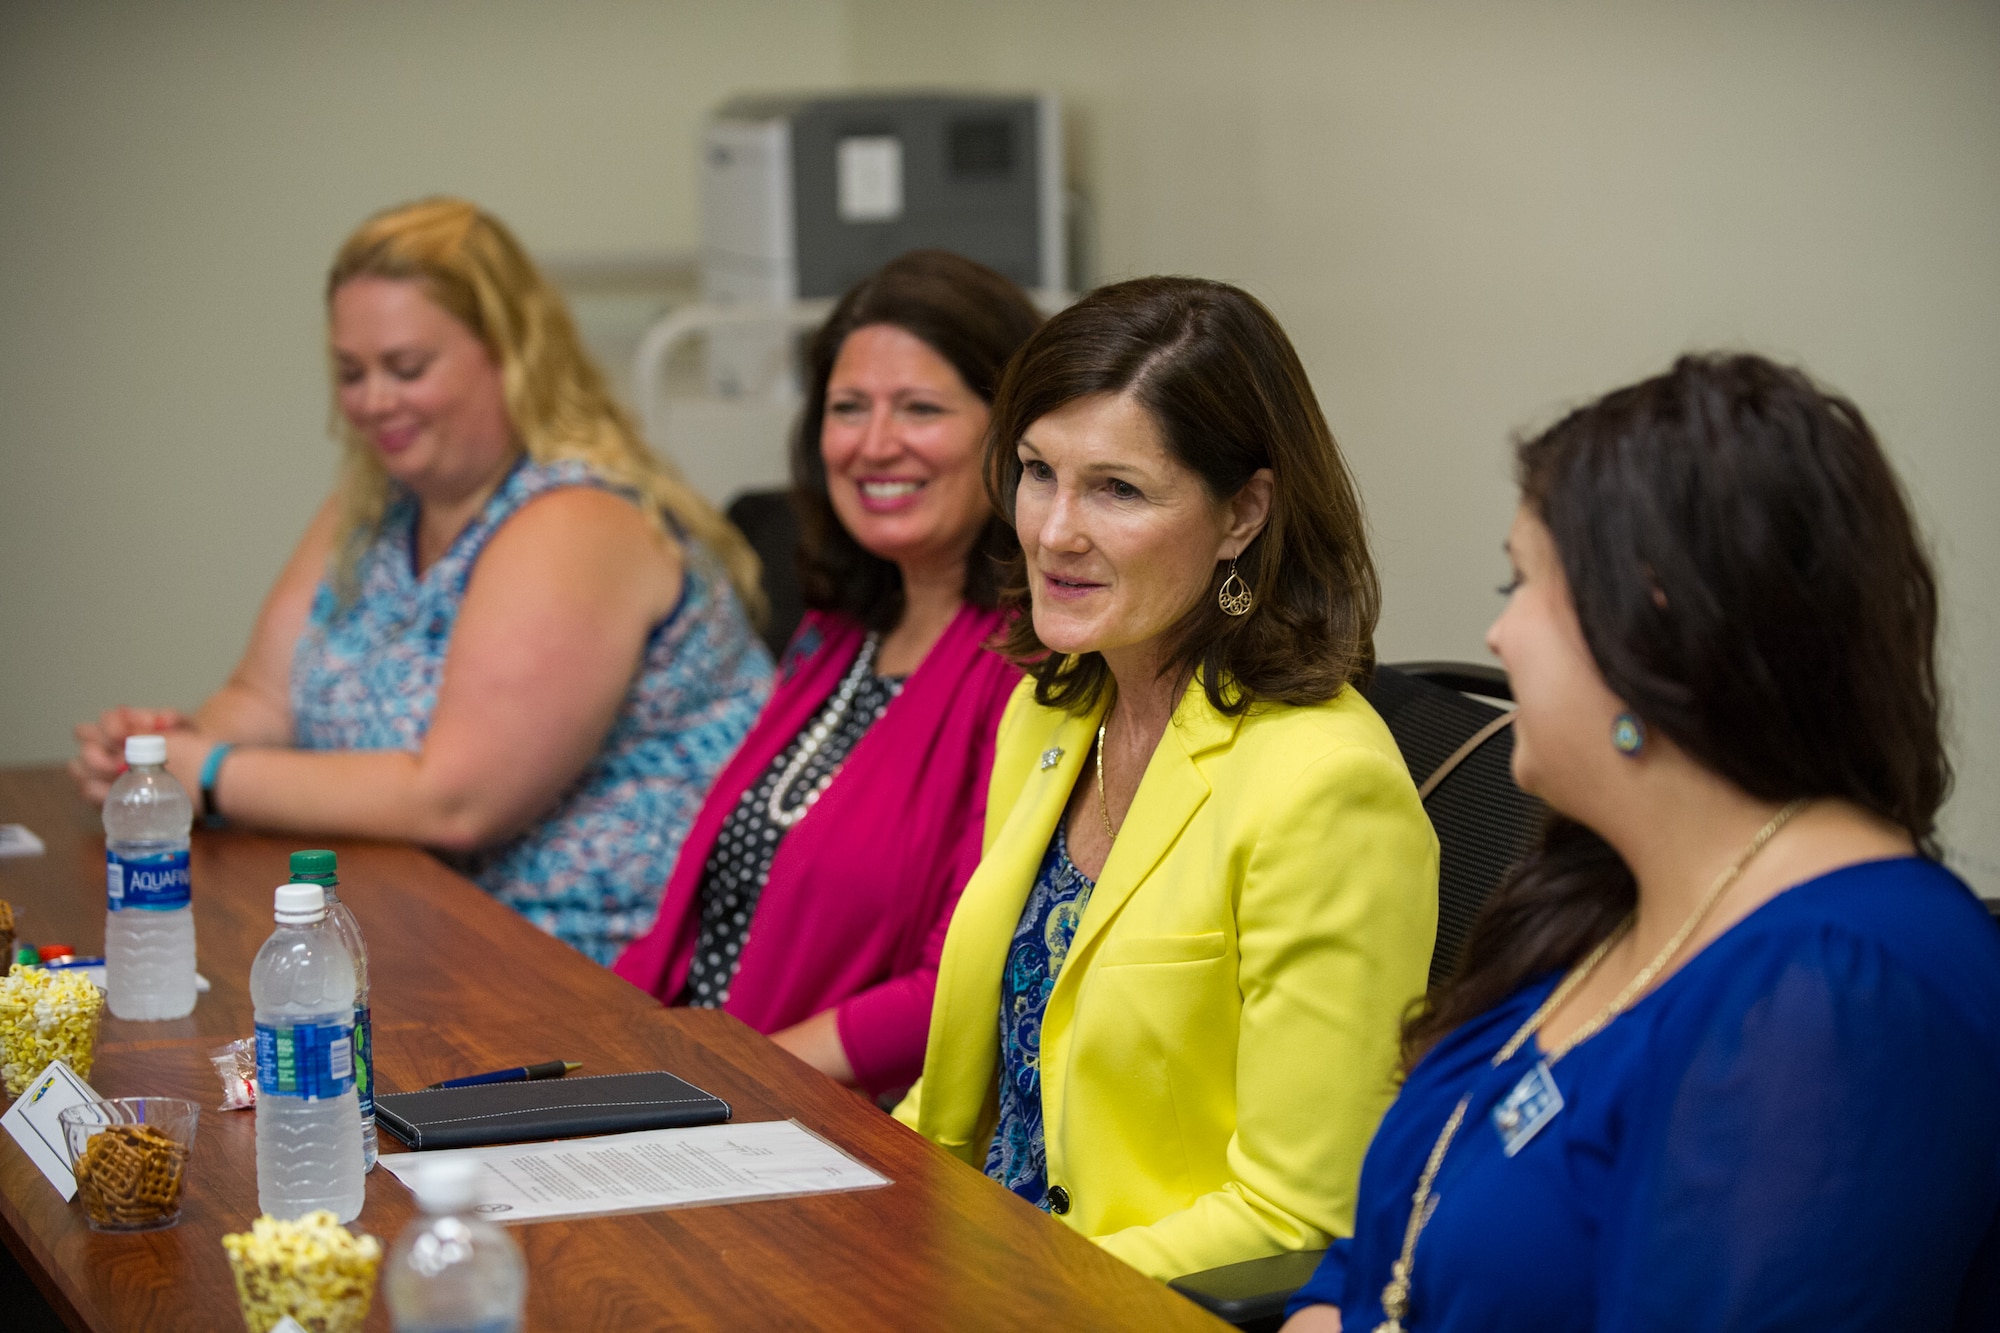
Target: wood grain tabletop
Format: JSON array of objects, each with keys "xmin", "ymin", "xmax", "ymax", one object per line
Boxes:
[{"xmin": 0, "ymin": 766, "xmax": 1227, "ymax": 1332}]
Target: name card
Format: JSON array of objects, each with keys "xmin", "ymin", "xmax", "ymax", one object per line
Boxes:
[{"xmin": 1, "ymin": 1060, "xmax": 99, "ymax": 1200}]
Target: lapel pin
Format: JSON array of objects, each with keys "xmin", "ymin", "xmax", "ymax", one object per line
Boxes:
[{"xmin": 1040, "ymin": 746, "xmax": 1064, "ymax": 770}]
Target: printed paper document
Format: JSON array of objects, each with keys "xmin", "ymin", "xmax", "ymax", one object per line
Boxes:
[{"xmin": 379, "ymin": 1119, "xmax": 889, "ymax": 1223}]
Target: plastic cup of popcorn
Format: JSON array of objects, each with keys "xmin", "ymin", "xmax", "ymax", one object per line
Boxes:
[
  {"xmin": 0, "ymin": 966, "xmax": 104, "ymax": 1099},
  {"xmin": 222, "ymin": 1211, "xmax": 382, "ymax": 1333},
  {"xmin": 60, "ymin": 1096, "xmax": 199, "ymax": 1231}
]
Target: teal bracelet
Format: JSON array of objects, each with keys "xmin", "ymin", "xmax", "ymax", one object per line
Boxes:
[{"xmin": 199, "ymin": 743, "xmax": 235, "ymax": 829}]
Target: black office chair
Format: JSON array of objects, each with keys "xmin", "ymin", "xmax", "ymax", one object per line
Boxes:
[
  {"xmin": 1366, "ymin": 662, "xmax": 1546, "ymax": 989},
  {"xmin": 1169, "ymin": 662, "xmax": 1547, "ymax": 1331},
  {"xmin": 725, "ymin": 488, "xmax": 805, "ymax": 659}
]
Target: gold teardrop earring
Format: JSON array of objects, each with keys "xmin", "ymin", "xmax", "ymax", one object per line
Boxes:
[{"xmin": 1217, "ymin": 559, "xmax": 1254, "ymax": 616}]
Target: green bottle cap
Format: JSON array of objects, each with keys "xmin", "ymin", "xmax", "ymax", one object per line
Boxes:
[{"xmin": 288, "ymin": 849, "xmax": 339, "ymax": 883}]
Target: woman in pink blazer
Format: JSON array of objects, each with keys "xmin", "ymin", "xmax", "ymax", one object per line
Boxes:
[{"xmin": 614, "ymin": 251, "xmax": 1040, "ymax": 1095}]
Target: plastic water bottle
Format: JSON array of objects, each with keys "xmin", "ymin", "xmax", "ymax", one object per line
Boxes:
[
  {"xmin": 288, "ymin": 850, "xmax": 375, "ymax": 1172},
  {"xmin": 250, "ymin": 881, "xmax": 365, "ymax": 1222},
  {"xmin": 385, "ymin": 1157, "xmax": 527, "ymax": 1333},
  {"xmin": 102, "ymin": 735, "xmax": 197, "ymax": 1020}
]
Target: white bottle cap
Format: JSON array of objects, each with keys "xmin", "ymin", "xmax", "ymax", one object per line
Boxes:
[
  {"xmin": 272, "ymin": 882, "xmax": 327, "ymax": 924},
  {"xmin": 408, "ymin": 1157, "xmax": 484, "ymax": 1213},
  {"xmin": 124, "ymin": 735, "xmax": 167, "ymax": 765}
]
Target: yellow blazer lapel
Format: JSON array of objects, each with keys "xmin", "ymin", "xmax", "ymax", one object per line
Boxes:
[
  {"xmin": 919, "ymin": 701, "xmax": 1103, "ymax": 1148},
  {"xmin": 1038, "ymin": 680, "xmax": 1240, "ymax": 1152},
  {"xmin": 1055, "ymin": 678, "xmax": 1243, "ymax": 993}
]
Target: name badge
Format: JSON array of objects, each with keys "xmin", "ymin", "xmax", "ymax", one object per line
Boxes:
[{"xmin": 1492, "ymin": 1059, "xmax": 1563, "ymax": 1157}]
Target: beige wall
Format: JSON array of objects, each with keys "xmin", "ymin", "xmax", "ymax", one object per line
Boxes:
[
  {"xmin": 3, "ymin": 1, "xmax": 1995, "ymax": 887},
  {"xmin": 845, "ymin": 0, "xmax": 2000, "ymax": 888},
  {"xmin": 0, "ymin": 0, "xmax": 850, "ymax": 766}
]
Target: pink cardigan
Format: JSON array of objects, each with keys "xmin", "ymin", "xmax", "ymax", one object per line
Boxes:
[{"xmin": 612, "ymin": 603, "xmax": 1020, "ymax": 1093}]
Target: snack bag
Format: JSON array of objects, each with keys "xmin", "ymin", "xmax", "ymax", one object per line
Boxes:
[{"xmin": 211, "ymin": 1037, "xmax": 258, "ymax": 1110}]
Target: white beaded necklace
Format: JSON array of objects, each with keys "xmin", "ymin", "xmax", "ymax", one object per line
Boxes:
[{"xmin": 765, "ymin": 632, "xmax": 886, "ymax": 829}]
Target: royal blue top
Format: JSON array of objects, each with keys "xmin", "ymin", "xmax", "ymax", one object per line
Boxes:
[
  {"xmin": 1290, "ymin": 856, "xmax": 2000, "ymax": 1331},
  {"xmin": 291, "ymin": 458, "xmax": 771, "ymax": 965}
]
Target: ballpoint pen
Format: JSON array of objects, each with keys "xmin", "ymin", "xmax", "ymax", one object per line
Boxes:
[{"xmin": 428, "ymin": 1060, "xmax": 582, "ymax": 1090}]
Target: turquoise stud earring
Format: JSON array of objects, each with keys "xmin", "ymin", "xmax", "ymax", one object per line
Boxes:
[{"xmin": 1612, "ymin": 712, "xmax": 1646, "ymax": 756}]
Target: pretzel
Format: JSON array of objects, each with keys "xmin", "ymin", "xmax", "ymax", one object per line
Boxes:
[{"xmin": 72, "ymin": 1123, "xmax": 189, "ymax": 1227}]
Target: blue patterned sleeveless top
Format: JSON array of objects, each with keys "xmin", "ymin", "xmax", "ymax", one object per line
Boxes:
[{"xmin": 290, "ymin": 457, "xmax": 773, "ymax": 964}]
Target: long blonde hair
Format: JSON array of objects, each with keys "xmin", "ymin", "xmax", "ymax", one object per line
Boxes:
[{"xmin": 324, "ymin": 197, "xmax": 764, "ymax": 621}]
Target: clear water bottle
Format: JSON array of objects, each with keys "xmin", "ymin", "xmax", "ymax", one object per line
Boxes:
[
  {"xmin": 288, "ymin": 850, "xmax": 375, "ymax": 1172},
  {"xmin": 102, "ymin": 734, "xmax": 198, "ymax": 1020},
  {"xmin": 385, "ymin": 1158, "xmax": 527, "ymax": 1333},
  {"xmin": 250, "ymin": 881, "xmax": 365, "ymax": 1223}
]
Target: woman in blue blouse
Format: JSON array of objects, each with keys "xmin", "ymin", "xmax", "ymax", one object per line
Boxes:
[
  {"xmin": 1285, "ymin": 353, "xmax": 2000, "ymax": 1332},
  {"xmin": 71, "ymin": 199, "xmax": 771, "ymax": 962}
]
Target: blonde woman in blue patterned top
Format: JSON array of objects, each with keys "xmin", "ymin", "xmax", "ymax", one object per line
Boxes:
[{"xmin": 71, "ymin": 198, "xmax": 772, "ymax": 963}]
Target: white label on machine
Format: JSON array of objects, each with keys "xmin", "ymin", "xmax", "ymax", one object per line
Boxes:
[{"xmin": 837, "ymin": 136, "xmax": 904, "ymax": 221}]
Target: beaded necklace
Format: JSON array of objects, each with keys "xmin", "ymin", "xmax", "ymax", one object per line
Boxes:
[{"xmin": 765, "ymin": 633, "xmax": 884, "ymax": 829}]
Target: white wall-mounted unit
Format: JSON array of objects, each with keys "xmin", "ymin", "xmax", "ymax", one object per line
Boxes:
[
  {"xmin": 701, "ymin": 90, "xmax": 1065, "ymax": 306},
  {"xmin": 696, "ymin": 91, "xmax": 1065, "ymax": 401}
]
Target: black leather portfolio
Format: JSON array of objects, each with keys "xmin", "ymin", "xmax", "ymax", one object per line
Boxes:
[{"xmin": 376, "ymin": 1071, "xmax": 732, "ymax": 1150}]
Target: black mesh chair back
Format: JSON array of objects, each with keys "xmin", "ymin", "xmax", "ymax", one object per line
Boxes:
[
  {"xmin": 1170, "ymin": 662, "xmax": 1550, "ymax": 1331},
  {"xmin": 724, "ymin": 489, "xmax": 806, "ymax": 659},
  {"xmin": 1363, "ymin": 663, "xmax": 1546, "ymax": 988}
]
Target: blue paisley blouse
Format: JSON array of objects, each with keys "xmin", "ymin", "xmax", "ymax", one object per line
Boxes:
[
  {"xmin": 290, "ymin": 457, "xmax": 772, "ymax": 964},
  {"xmin": 985, "ymin": 823, "xmax": 1096, "ymax": 1209}
]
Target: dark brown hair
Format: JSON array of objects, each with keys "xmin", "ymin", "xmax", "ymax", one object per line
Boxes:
[
  {"xmin": 1404, "ymin": 352, "xmax": 1950, "ymax": 1069},
  {"xmin": 791, "ymin": 249, "xmax": 1044, "ymax": 631},
  {"xmin": 986, "ymin": 276, "xmax": 1379, "ymax": 714}
]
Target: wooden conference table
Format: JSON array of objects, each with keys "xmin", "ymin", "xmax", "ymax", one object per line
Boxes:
[{"xmin": 0, "ymin": 768, "xmax": 1228, "ymax": 1331}]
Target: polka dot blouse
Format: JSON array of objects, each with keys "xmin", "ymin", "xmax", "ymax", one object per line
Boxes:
[{"xmin": 679, "ymin": 668, "xmax": 904, "ymax": 1007}]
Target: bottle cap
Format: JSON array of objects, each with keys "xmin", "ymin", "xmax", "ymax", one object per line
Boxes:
[
  {"xmin": 288, "ymin": 850, "xmax": 339, "ymax": 883},
  {"xmin": 408, "ymin": 1157, "xmax": 484, "ymax": 1213},
  {"xmin": 124, "ymin": 735, "xmax": 167, "ymax": 765},
  {"xmin": 272, "ymin": 883, "xmax": 327, "ymax": 924},
  {"xmin": 37, "ymin": 944, "xmax": 77, "ymax": 963}
]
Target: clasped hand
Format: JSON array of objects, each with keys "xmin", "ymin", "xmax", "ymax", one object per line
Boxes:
[{"xmin": 71, "ymin": 706, "xmax": 214, "ymax": 813}]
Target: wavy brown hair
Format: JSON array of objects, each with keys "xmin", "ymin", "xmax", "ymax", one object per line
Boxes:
[
  {"xmin": 986, "ymin": 276, "xmax": 1379, "ymax": 715},
  {"xmin": 1402, "ymin": 352, "xmax": 1950, "ymax": 1070},
  {"xmin": 790, "ymin": 250, "xmax": 1044, "ymax": 632}
]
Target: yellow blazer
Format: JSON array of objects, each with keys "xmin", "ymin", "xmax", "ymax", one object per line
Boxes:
[{"xmin": 894, "ymin": 673, "xmax": 1438, "ymax": 1279}]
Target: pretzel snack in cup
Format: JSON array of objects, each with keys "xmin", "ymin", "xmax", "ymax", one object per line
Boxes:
[{"xmin": 60, "ymin": 1096, "xmax": 199, "ymax": 1231}]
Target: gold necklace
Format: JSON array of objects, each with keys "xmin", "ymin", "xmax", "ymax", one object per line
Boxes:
[
  {"xmin": 1094, "ymin": 718, "xmax": 1117, "ymax": 839},
  {"xmin": 1372, "ymin": 798, "xmax": 1807, "ymax": 1332}
]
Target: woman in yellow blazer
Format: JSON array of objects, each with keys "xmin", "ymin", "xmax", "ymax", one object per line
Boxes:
[{"xmin": 895, "ymin": 277, "xmax": 1439, "ymax": 1280}]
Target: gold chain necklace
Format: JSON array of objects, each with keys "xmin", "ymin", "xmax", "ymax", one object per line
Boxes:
[
  {"xmin": 1372, "ymin": 798, "xmax": 1807, "ymax": 1332},
  {"xmin": 1094, "ymin": 718, "xmax": 1117, "ymax": 838}
]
